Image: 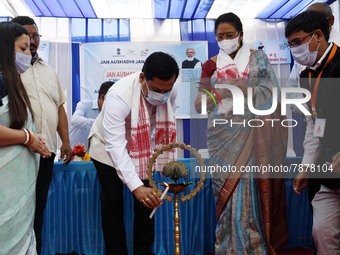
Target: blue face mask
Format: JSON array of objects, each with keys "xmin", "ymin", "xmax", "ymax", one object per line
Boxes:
[
  {"xmin": 15, "ymin": 52, "xmax": 32, "ymax": 74},
  {"xmin": 143, "ymin": 80, "xmax": 171, "ymax": 106}
]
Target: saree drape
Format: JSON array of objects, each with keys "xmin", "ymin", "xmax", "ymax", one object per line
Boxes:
[
  {"xmin": 206, "ymin": 48, "xmax": 288, "ymax": 254},
  {"xmin": 0, "ymin": 96, "xmax": 39, "ymax": 255}
]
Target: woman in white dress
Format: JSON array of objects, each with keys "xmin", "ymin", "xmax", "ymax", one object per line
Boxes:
[{"xmin": 0, "ymin": 21, "xmax": 50, "ymax": 255}]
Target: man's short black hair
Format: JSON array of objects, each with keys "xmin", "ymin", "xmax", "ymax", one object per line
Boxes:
[
  {"xmin": 142, "ymin": 52, "xmax": 179, "ymax": 81},
  {"xmin": 285, "ymin": 11, "xmax": 330, "ymax": 41},
  {"xmin": 98, "ymin": 81, "xmax": 114, "ymax": 98},
  {"xmin": 11, "ymin": 16, "xmax": 37, "ymax": 26}
]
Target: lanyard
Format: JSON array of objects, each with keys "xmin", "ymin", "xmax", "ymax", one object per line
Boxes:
[{"xmin": 308, "ymin": 44, "xmax": 337, "ymax": 117}]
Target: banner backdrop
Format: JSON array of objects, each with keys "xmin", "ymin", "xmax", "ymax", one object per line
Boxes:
[{"xmin": 80, "ymin": 41, "xmax": 208, "ymax": 118}]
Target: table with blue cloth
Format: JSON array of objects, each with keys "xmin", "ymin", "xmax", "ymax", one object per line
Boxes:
[{"xmin": 42, "ymin": 158, "xmax": 314, "ymax": 255}]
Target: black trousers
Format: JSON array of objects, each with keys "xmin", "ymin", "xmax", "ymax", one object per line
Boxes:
[
  {"xmin": 35, "ymin": 153, "xmax": 56, "ymax": 255},
  {"xmin": 92, "ymin": 159, "xmax": 155, "ymax": 255}
]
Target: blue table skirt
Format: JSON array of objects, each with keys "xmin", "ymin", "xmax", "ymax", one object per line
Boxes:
[{"xmin": 42, "ymin": 158, "xmax": 314, "ymax": 255}]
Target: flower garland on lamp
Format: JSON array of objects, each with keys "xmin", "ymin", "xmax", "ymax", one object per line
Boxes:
[{"xmin": 71, "ymin": 144, "xmax": 91, "ymax": 161}]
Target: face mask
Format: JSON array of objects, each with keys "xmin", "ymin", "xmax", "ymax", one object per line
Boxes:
[
  {"xmin": 15, "ymin": 52, "xmax": 32, "ymax": 74},
  {"xmin": 143, "ymin": 80, "xmax": 171, "ymax": 106},
  {"xmin": 290, "ymin": 34, "xmax": 319, "ymax": 66},
  {"xmin": 218, "ymin": 36, "xmax": 240, "ymax": 55}
]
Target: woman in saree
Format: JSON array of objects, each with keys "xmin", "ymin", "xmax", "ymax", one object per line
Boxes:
[
  {"xmin": 0, "ymin": 21, "xmax": 50, "ymax": 254},
  {"xmin": 195, "ymin": 13, "xmax": 288, "ymax": 254}
]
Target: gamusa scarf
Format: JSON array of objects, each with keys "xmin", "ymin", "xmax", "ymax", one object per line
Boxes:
[{"xmin": 129, "ymin": 80, "xmax": 176, "ymax": 180}]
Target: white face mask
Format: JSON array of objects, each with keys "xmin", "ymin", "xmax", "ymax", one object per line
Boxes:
[
  {"xmin": 15, "ymin": 52, "xmax": 32, "ymax": 74},
  {"xmin": 290, "ymin": 33, "xmax": 319, "ymax": 67},
  {"xmin": 143, "ymin": 80, "xmax": 171, "ymax": 106},
  {"xmin": 218, "ymin": 36, "xmax": 240, "ymax": 55}
]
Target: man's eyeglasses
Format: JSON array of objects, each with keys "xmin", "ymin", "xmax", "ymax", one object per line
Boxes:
[
  {"xmin": 216, "ymin": 32, "xmax": 239, "ymax": 41},
  {"xmin": 29, "ymin": 33, "xmax": 42, "ymax": 41},
  {"xmin": 288, "ymin": 32, "xmax": 314, "ymax": 48}
]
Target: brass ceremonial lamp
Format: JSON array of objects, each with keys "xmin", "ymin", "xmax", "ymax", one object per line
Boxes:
[{"xmin": 147, "ymin": 143, "xmax": 206, "ymax": 255}]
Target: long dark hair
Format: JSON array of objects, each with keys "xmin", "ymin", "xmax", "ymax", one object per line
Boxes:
[{"xmin": 0, "ymin": 21, "xmax": 33, "ymax": 129}]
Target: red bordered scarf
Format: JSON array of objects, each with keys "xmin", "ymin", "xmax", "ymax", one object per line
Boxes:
[
  {"xmin": 216, "ymin": 43, "xmax": 250, "ymax": 80},
  {"xmin": 129, "ymin": 85, "xmax": 176, "ymax": 180}
]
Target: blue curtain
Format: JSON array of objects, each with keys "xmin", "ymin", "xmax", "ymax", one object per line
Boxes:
[{"xmin": 71, "ymin": 43, "xmax": 80, "ymax": 113}]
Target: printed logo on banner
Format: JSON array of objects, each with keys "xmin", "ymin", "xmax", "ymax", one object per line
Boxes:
[
  {"xmin": 112, "ymin": 48, "xmax": 124, "ymax": 57},
  {"xmin": 140, "ymin": 48, "xmax": 150, "ymax": 56}
]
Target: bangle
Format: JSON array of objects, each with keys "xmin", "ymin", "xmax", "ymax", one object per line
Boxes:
[
  {"xmin": 26, "ymin": 130, "xmax": 35, "ymax": 146},
  {"xmin": 22, "ymin": 128, "xmax": 30, "ymax": 144}
]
